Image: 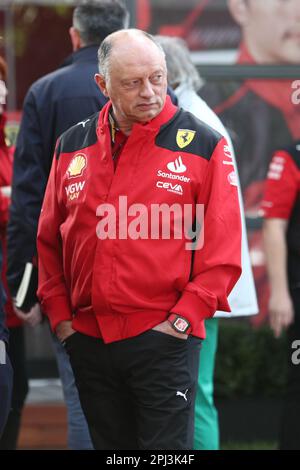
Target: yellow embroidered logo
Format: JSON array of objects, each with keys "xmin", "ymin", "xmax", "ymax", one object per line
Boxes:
[
  {"xmin": 67, "ymin": 154, "xmax": 87, "ymax": 178},
  {"xmin": 176, "ymin": 129, "xmax": 196, "ymax": 149}
]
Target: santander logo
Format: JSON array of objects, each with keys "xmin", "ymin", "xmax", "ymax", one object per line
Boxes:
[{"xmin": 167, "ymin": 156, "xmax": 187, "ymax": 174}]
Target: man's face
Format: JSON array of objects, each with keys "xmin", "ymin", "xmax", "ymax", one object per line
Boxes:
[
  {"xmin": 230, "ymin": 0, "xmax": 300, "ymax": 64},
  {"xmin": 97, "ymin": 37, "xmax": 168, "ymax": 129}
]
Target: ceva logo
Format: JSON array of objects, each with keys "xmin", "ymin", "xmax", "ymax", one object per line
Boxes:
[{"xmin": 156, "ymin": 181, "xmax": 183, "ymax": 196}]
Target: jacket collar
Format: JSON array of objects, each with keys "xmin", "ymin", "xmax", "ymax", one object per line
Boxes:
[
  {"xmin": 59, "ymin": 45, "xmax": 98, "ymax": 69},
  {"xmin": 97, "ymin": 95, "xmax": 178, "ymax": 139}
]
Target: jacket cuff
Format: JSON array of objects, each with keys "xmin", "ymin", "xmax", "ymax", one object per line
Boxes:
[
  {"xmin": 41, "ymin": 296, "xmax": 73, "ymax": 332},
  {"xmin": 170, "ymin": 290, "xmax": 217, "ymax": 332}
]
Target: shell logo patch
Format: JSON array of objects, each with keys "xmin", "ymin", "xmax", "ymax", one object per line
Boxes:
[
  {"xmin": 176, "ymin": 129, "xmax": 196, "ymax": 149},
  {"xmin": 67, "ymin": 154, "xmax": 87, "ymax": 179}
]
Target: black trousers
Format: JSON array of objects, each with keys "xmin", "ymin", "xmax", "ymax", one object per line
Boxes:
[
  {"xmin": 279, "ymin": 288, "xmax": 300, "ymax": 450},
  {"xmin": 0, "ymin": 351, "xmax": 13, "ymax": 438},
  {"xmin": 65, "ymin": 330, "xmax": 201, "ymax": 450},
  {"xmin": 0, "ymin": 326, "xmax": 29, "ymax": 449}
]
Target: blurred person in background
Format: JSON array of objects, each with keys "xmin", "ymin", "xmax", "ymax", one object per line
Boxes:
[
  {"xmin": 0, "ymin": 55, "xmax": 29, "ymax": 450},
  {"xmin": 0, "ymin": 248, "xmax": 13, "ymax": 439},
  {"xmin": 202, "ymin": 0, "xmax": 300, "ymax": 194},
  {"xmin": 200, "ymin": 0, "xmax": 300, "ymax": 321},
  {"xmin": 0, "ymin": 55, "xmax": 13, "ymax": 440},
  {"xmin": 229, "ymin": 0, "xmax": 300, "ymax": 65},
  {"xmin": 7, "ymin": 0, "xmax": 129, "ymax": 450},
  {"xmin": 262, "ymin": 141, "xmax": 300, "ymax": 450},
  {"xmin": 156, "ymin": 35, "xmax": 258, "ymax": 450}
]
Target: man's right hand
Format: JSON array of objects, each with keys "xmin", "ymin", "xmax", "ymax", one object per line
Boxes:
[
  {"xmin": 152, "ymin": 320, "xmax": 188, "ymax": 340},
  {"xmin": 14, "ymin": 303, "xmax": 43, "ymax": 328},
  {"xmin": 269, "ymin": 292, "xmax": 294, "ymax": 338},
  {"xmin": 56, "ymin": 320, "xmax": 76, "ymax": 343}
]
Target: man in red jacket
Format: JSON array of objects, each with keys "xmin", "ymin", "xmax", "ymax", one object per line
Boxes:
[
  {"xmin": 37, "ymin": 29, "xmax": 242, "ymax": 450},
  {"xmin": 262, "ymin": 141, "xmax": 300, "ymax": 449}
]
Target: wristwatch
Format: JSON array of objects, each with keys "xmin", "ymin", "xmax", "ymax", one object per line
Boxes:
[{"xmin": 168, "ymin": 313, "xmax": 192, "ymax": 334}]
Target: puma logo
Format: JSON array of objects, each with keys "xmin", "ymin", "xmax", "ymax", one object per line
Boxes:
[
  {"xmin": 78, "ymin": 119, "xmax": 90, "ymax": 128},
  {"xmin": 176, "ymin": 389, "xmax": 188, "ymax": 401}
]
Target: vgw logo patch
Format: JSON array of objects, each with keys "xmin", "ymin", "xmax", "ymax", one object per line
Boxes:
[{"xmin": 65, "ymin": 181, "xmax": 86, "ymax": 201}]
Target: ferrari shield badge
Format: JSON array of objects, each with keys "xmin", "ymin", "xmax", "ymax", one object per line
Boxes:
[{"xmin": 176, "ymin": 129, "xmax": 196, "ymax": 149}]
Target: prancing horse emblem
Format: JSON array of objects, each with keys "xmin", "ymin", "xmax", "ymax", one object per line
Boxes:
[{"xmin": 176, "ymin": 129, "xmax": 196, "ymax": 149}]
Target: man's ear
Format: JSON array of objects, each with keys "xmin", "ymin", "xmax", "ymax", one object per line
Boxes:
[
  {"xmin": 95, "ymin": 73, "xmax": 109, "ymax": 97},
  {"xmin": 228, "ymin": 0, "xmax": 249, "ymax": 26},
  {"xmin": 69, "ymin": 27, "xmax": 82, "ymax": 51}
]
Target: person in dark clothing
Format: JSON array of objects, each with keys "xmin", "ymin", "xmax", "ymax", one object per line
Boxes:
[
  {"xmin": 0, "ymin": 247, "xmax": 13, "ymax": 439},
  {"xmin": 0, "ymin": 328, "xmax": 28, "ymax": 449},
  {"xmin": 7, "ymin": 1, "xmax": 124, "ymax": 298},
  {"xmin": 7, "ymin": 0, "xmax": 129, "ymax": 450},
  {"xmin": 0, "ymin": 55, "xmax": 29, "ymax": 450}
]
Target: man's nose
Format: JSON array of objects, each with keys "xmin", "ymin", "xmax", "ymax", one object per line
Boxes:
[{"xmin": 140, "ymin": 79, "xmax": 155, "ymax": 97}]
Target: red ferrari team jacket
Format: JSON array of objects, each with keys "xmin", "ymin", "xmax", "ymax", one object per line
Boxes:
[{"xmin": 37, "ymin": 97, "xmax": 242, "ymax": 343}]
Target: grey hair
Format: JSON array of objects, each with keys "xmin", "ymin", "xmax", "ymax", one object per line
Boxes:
[
  {"xmin": 98, "ymin": 29, "xmax": 165, "ymax": 78},
  {"xmin": 73, "ymin": 0, "xmax": 129, "ymax": 47},
  {"xmin": 155, "ymin": 36, "xmax": 202, "ymax": 92}
]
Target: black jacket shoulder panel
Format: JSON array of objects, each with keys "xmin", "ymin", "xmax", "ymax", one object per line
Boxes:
[
  {"xmin": 156, "ymin": 108, "xmax": 223, "ymax": 161},
  {"xmin": 56, "ymin": 112, "xmax": 99, "ymax": 158}
]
